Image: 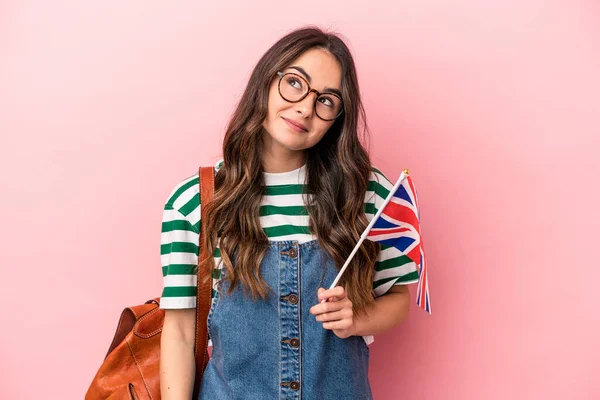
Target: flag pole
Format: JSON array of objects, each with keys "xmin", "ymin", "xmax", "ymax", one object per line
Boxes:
[{"xmin": 321, "ymin": 169, "xmax": 410, "ymax": 303}]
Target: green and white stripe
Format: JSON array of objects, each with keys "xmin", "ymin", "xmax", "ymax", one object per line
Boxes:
[{"xmin": 160, "ymin": 159, "xmax": 418, "ymax": 309}]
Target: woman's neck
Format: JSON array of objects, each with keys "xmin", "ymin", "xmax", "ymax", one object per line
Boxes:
[{"xmin": 261, "ymin": 149, "xmax": 307, "ymax": 173}]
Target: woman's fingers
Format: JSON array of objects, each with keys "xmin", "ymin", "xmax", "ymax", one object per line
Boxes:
[
  {"xmin": 309, "ymin": 298, "xmax": 345, "ymax": 315},
  {"xmin": 323, "ymin": 319, "xmax": 353, "ymax": 331},
  {"xmin": 315, "ymin": 308, "xmax": 353, "ymax": 322},
  {"xmin": 310, "ymin": 287, "xmax": 355, "ymax": 337},
  {"xmin": 317, "ymin": 286, "xmax": 347, "ymax": 302}
]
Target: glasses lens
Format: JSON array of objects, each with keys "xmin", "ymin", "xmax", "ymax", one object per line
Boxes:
[
  {"xmin": 316, "ymin": 94, "xmax": 343, "ymax": 120},
  {"xmin": 279, "ymin": 73, "xmax": 308, "ymax": 102}
]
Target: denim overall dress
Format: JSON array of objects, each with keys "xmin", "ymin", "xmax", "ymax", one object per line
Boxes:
[{"xmin": 199, "ymin": 239, "xmax": 373, "ymax": 399}]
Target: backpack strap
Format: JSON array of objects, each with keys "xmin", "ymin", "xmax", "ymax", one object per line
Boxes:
[{"xmin": 193, "ymin": 166, "xmax": 215, "ymax": 398}]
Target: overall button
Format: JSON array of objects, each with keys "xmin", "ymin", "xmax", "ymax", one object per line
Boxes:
[
  {"xmin": 290, "ymin": 381, "xmax": 300, "ymax": 391},
  {"xmin": 288, "ymin": 294, "xmax": 299, "ymax": 304},
  {"xmin": 288, "ymin": 248, "xmax": 297, "ymax": 258},
  {"xmin": 289, "ymin": 338, "xmax": 300, "ymax": 348}
]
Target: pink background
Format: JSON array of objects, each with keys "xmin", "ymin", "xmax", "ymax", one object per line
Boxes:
[{"xmin": 1, "ymin": 1, "xmax": 599, "ymax": 399}]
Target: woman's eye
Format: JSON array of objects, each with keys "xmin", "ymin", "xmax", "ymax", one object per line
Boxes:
[
  {"xmin": 287, "ymin": 78, "xmax": 303, "ymax": 89},
  {"xmin": 318, "ymin": 96, "xmax": 334, "ymax": 108}
]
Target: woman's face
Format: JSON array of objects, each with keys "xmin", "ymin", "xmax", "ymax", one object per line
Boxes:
[{"xmin": 262, "ymin": 47, "xmax": 342, "ymax": 163}]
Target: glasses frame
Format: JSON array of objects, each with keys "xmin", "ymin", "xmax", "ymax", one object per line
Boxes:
[{"xmin": 276, "ymin": 71, "xmax": 344, "ymax": 121}]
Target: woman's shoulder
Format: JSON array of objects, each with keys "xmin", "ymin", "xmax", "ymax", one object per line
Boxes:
[
  {"xmin": 364, "ymin": 165, "xmax": 397, "ymax": 210},
  {"xmin": 163, "ymin": 159, "xmax": 224, "ymax": 211},
  {"xmin": 367, "ymin": 164, "xmax": 394, "ymax": 191}
]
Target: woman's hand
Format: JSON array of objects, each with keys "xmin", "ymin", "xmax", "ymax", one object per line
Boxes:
[{"xmin": 309, "ymin": 286, "xmax": 356, "ymax": 339}]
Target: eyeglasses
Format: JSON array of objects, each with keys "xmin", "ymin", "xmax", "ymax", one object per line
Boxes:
[{"xmin": 277, "ymin": 71, "xmax": 344, "ymax": 121}]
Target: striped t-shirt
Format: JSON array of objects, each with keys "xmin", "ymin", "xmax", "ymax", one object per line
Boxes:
[{"xmin": 160, "ymin": 159, "xmax": 419, "ymax": 310}]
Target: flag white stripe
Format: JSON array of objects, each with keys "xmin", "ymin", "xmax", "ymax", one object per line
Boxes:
[
  {"xmin": 397, "ymin": 179, "xmax": 418, "ymax": 210},
  {"xmin": 378, "ymin": 214, "xmax": 419, "ymax": 234},
  {"xmin": 368, "ymin": 229, "xmax": 419, "ymax": 244},
  {"xmin": 389, "ymin": 193, "xmax": 419, "ymax": 215}
]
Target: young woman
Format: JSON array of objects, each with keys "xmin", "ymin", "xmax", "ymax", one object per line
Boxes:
[{"xmin": 159, "ymin": 26, "xmax": 419, "ymax": 399}]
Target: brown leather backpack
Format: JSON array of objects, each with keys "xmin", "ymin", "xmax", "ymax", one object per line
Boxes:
[{"xmin": 86, "ymin": 166, "xmax": 215, "ymax": 400}]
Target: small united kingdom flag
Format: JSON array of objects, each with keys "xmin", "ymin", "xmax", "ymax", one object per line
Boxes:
[{"xmin": 366, "ymin": 169, "xmax": 431, "ymax": 314}]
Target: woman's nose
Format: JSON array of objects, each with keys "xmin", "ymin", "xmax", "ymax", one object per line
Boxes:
[{"xmin": 294, "ymin": 92, "xmax": 317, "ymax": 118}]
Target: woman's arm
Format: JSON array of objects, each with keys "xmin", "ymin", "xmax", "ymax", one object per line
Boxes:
[
  {"xmin": 351, "ymin": 285, "xmax": 410, "ymax": 336},
  {"xmin": 160, "ymin": 309, "xmax": 197, "ymax": 400},
  {"xmin": 310, "ymin": 285, "xmax": 411, "ymax": 338}
]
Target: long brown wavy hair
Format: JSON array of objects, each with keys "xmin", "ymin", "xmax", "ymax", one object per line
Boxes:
[{"xmin": 200, "ymin": 26, "xmax": 381, "ymax": 317}]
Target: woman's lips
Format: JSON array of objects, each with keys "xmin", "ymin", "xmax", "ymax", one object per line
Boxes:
[{"xmin": 282, "ymin": 117, "xmax": 308, "ymax": 132}]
